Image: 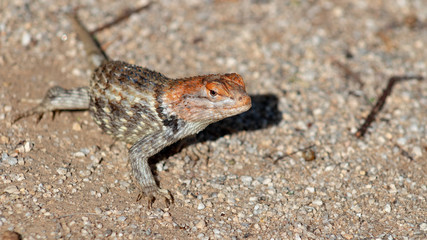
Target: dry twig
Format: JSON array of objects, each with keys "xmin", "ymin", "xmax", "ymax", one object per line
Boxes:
[{"xmin": 355, "ymin": 75, "xmax": 424, "ymax": 138}]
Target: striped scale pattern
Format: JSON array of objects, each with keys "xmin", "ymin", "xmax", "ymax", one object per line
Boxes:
[{"xmin": 89, "ymin": 61, "xmax": 173, "ymax": 144}]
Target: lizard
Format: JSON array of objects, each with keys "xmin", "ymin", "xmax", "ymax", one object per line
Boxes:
[{"xmin": 13, "ymin": 11, "xmax": 252, "ymax": 207}]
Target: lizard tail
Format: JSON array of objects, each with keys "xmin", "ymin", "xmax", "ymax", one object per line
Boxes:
[{"xmin": 69, "ymin": 11, "xmax": 109, "ymax": 69}]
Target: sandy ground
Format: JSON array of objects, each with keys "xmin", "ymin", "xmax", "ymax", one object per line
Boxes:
[{"xmin": 1, "ymin": 0, "xmax": 426, "ymax": 239}]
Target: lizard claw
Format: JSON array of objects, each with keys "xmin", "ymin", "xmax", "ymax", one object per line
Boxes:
[
  {"xmin": 136, "ymin": 187, "xmax": 173, "ymax": 209},
  {"xmin": 13, "ymin": 105, "xmax": 47, "ymax": 124}
]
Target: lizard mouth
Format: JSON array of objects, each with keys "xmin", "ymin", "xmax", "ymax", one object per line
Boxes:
[{"xmin": 213, "ymin": 95, "xmax": 252, "ymax": 117}]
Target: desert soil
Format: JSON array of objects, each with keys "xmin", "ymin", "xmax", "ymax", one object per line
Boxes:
[{"xmin": 1, "ymin": 0, "xmax": 426, "ymax": 239}]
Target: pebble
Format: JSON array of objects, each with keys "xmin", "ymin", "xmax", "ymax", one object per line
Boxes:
[
  {"xmin": 79, "ymin": 148, "xmax": 91, "ymax": 155},
  {"xmin": 197, "ymin": 203, "xmax": 206, "ymax": 210},
  {"xmin": 78, "ymin": 170, "xmax": 91, "ymax": 177},
  {"xmin": 384, "ymin": 204, "xmax": 391, "ymax": 213},
  {"xmin": 1, "ymin": 152, "xmax": 8, "ymax": 161},
  {"xmin": 312, "ymin": 199, "xmax": 323, "ymax": 206},
  {"xmin": 94, "ymin": 207, "xmax": 102, "ymax": 214},
  {"xmin": 14, "ymin": 141, "xmax": 34, "ymax": 154},
  {"xmin": 420, "ymin": 223, "xmax": 427, "ymax": 231},
  {"xmin": 306, "ymin": 187, "xmax": 315, "ymax": 193},
  {"xmin": 7, "ymin": 157, "xmax": 18, "ymax": 166},
  {"xmin": 24, "ymin": 141, "xmax": 34, "ymax": 152},
  {"xmin": 56, "ymin": 167, "xmax": 68, "ymax": 175},
  {"xmin": 72, "ymin": 122, "xmax": 82, "ymax": 131},
  {"xmin": 74, "ymin": 152, "xmax": 86, "ymax": 157},
  {"xmin": 240, "ymin": 176, "xmax": 253, "ymax": 186},
  {"xmin": 303, "ymin": 149, "xmax": 316, "ymax": 161},
  {"xmin": 341, "ymin": 233, "xmax": 353, "ymax": 240},
  {"xmin": 196, "ymin": 220, "xmax": 206, "ymax": 229},
  {"xmin": 0, "ymin": 135, "xmax": 9, "ymax": 144},
  {"xmin": 4, "ymin": 105, "xmax": 12, "ymax": 112},
  {"xmin": 262, "ymin": 178, "xmax": 272, "ymax": 185},
  {"xmin": 21, "ymin": 32, "xmax": 32, "ymax": 46},
  {"xmin": 17, "ymin": 158, "xmax": 25, "ymax": 165},
  {"xmin": 396, "ymin": 137, "xmax": 407, "ymax": 145},
  {"xmin": 197, "ymin": 233, "xmax": 205, "ymax": 239},
  {"xmin": 162, "ymin": 212, "xmax": 173, "ymax": 222},
  {"xmin": 4, "ymin": 185, "xmax": 20, "ymax": 195},
  {"xmin": 119, "ymin": 181, "xmax": 130, "ymax": 189},
  {"xmin": 249, "ymin": 196, "xmax": 258, "ymax": 202},
  {"xmin": 412, "ymin": 146, "xmax": 422, "ymax": 157}
]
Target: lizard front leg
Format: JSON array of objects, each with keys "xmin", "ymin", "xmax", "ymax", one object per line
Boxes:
[
  {"xmin": 14, "ymin": 86, "xmax": 90, "ymax": 123},
  {"xmin": 129, "ymin": 133, "xmax": 174, "ymax": 208}
]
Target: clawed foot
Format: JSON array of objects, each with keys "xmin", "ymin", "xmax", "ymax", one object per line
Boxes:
[
  {"xmin": 136, "ymin": 186, "xmax": 173, "ymax": 208},
  {"xmin": 13, "ymin": 105, "xmax": 59, "ymax": 124}
]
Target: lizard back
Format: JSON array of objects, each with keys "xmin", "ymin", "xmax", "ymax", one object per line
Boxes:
[{"xmin": 89, "ymin": 61, "xmax": 170, "ymax": 144}]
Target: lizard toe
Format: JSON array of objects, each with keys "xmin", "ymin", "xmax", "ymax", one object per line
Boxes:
[{"xmin": 137, "ymin": 187, "xmax": 173, "ymax": 209}]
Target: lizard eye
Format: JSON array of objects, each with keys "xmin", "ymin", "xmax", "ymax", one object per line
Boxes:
[{"xmin": 209, "ymin": 90, "xmax": 217, "ymax": 97}]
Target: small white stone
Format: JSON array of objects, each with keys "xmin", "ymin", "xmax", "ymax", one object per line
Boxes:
[
  {"xmin": 409, "ymin": 124, "xmax": 419, "ymax": 132},
  {"xmin": 79, "ymin": 170, "xmax": 91, "ymax": 177},
  {"xmin": 57, "ymin": 167, "xmax": 68, "ymax": 175},
  {"xmin": 197, "ymin": 233, "xmax": 205, "ymax": 239},
  {"xmin": 412, "ymin": 146, "xmax": 422, "ymax": 157},
  {"xmin": 4, "ymin": 185, "xmax": 20, "ymax": 194},
  {"xmin": 72, "ymin": 68, "xmax": 82, "ymax": 77},
  {"xmin": 249, "ymin": 196, "xmax": 258, "ymax": 202},
  {"xmin": 119, "ymin": 181, "xmax": 130, "ymax": 188},
  {"xmin": 79, "ymin": 148, "xmax": 90, "ymax": 155},
  {"xmin": 351, "ymin": 204, "xmax": 361, "ymax": 213},
  {"xmin": 262, "ymin": 178, "xmax": 272, "ymax": 185},
  {"xmin": 396, "ymin": 137, "xmax": 407, "ymax": 145},
  {"xmin": 196, "ymin": 220, "xmax": 206, "ymax": 229},
  {"xmin": 21, "ymin": 32, "xmax": 32, "ymax": 46},
  {"xmin": 74, "ymin": 152, "xmax": 86, "ymax": 157},
  {"xmin": 197, "ymin": 203, "xmax": 206, "ymax": 210},
  {"xmin": 306, "ymin": 187, "xmax": 315, "ymax": 193},
  {"xmin": 72, "ymin": 122, "xmax": 82, "ymax": 131},
  {"xmin": 240, "ymin": 176, "xmax": 253, "ymax": 186},
  {"xmin": 325, "ymin": 165, "xmax": 335, "ymax": 171},
  {"xmin": 24, "ymin": 141, "xmax": 34, "ymax": 152},
  {"xmin": 4, "ymin": 106, "xmax": 12, "ymax": 112},
  {"xmin": 7, "ymin": 157, "xmax": 18, "ymax": 166},
  {"xmin": 389, "ymin": 184, "xmax": 397, "ymax": 194},
  {"xmin": 312, "ymin": 199, "xmax": 323, "ymax": 206},
  {"xmin": 420, "ymin": 222, "xmax": 427, "ymax": 231},
  {"xmin": 313, "ymin": 108, "xmax": 323, "ymax": 116},
  {"xmin": 384, "ymin": 204, "xmax": 391, "ymax": 213}
]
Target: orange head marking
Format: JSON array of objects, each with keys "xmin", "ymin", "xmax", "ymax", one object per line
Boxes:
[{"xmin": 163, "ymin": 73, "xmax": 251, "ymax": 123}]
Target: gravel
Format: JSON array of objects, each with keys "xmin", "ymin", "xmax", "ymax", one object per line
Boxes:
[{"xmin": 1, "ymin": 0, "xmax": 426, "ymax": 239}]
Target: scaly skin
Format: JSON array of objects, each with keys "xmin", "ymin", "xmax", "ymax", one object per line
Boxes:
[{"xmin": 14, "ymin": 12, "xmax": 251, "ymax": 207}]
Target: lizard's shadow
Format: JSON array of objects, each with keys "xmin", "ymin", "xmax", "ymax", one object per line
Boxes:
[
  {"xmin": 198, "ymin": 94, "xmax": 282, "ymax": 141},
  {"xmin": 151, "ymin": 94, "xmax": 281, "ymax": 163}
]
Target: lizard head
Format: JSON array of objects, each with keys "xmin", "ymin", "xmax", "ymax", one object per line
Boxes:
[{"xmin": 164, "ymin": 73, "xmax": 251, "ymax": 123}]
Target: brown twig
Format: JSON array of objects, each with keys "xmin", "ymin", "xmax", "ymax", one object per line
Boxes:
[
  {"xmin": 394, "ymin": 144, "xmax": 414, "ymax": 161},
  {"xmin": 355, "ymin": 75, "xmax": 424, "ymax": 138},
  {"xmin": 332, "ymin": 60, "xmax": 364, "ymax": 88},
  {"xmin": 90, "ymin": 3, "xmax": 152, "ymax": 34}
]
